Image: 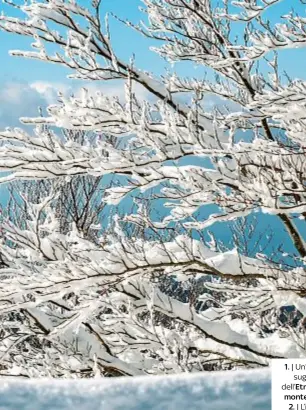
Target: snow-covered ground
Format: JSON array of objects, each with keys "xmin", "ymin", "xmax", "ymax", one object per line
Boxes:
[{"xmin": 0, "ymin": 368, "xmax": 271, "ymax": 410}]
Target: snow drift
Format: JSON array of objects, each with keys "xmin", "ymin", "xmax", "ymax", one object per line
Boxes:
[{"xmin": 0, "ymin": 368, "xmax": 271, "ymax": 410}]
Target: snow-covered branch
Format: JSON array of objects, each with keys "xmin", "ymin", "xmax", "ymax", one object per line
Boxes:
[{"xmin": 0, "ymin": 0, "xmax": 305, "ymax": 377}]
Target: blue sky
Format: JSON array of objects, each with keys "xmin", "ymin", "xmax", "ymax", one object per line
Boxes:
[
  {"xmin": 0, "ymin": 0, "xmax": 168, "ymax": 130},
  {"xmin": 0, "ymin": 0, "xmax": 305, "ymax": 138},
  {"xmin": 1, "ymin": 0, "xmax": 306, "ymax": 83},
  {"xmin": 0, "ymin": 0, "xmax": 162, "ymax": 83},
  {"xmin": 0, "ymin": 0, "xmax": 305, "ymax": 258}
]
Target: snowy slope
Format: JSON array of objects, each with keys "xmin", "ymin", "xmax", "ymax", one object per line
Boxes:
[{"xmin": 0, "ymin": 369, "xmax": 271, "ymax": 410}]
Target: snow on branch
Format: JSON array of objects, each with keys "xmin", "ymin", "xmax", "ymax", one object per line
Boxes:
[{"xmin": 0, "ymin": 0, "xmax": 306, "ymax": 377}]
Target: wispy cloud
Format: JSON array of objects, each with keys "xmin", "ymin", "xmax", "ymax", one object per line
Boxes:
[
  {"xmin": 0, "ymin": 78, "xmax": 153, "ymax": 130},
  {"xmin": 0, "ymin": 80, "xmax": 48, "ymax": 128}
]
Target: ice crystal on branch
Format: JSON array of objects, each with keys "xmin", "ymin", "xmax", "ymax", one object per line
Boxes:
[{"xmin": 0, "ymin": 0, "xmax": 305, "ymax": 377}]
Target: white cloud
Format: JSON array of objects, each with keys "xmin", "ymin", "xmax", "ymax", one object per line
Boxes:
[
  {"xmin": 30, "ymin": 79, "xmax": 151, "ymax": 103},
  {"xmin": 0, "ymin": 80, "xmax": 49, "ymax": 128},
  {"xmin": 0, "ymin": 78, "xmax": 153, "ymax": 130},
  {"xmin": 30, "ymin": 81, "xmax": 70, "ymax": 104}
]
